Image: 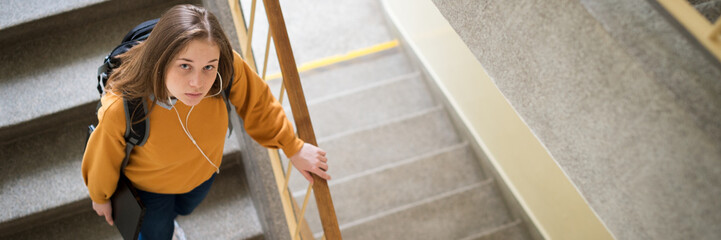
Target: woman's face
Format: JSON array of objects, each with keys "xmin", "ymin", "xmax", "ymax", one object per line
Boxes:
[{"xmin": 165, "ymin": 39, "xmax": 220, "ymax": 106}]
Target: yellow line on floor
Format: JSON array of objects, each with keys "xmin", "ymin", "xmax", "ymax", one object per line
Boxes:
[{"xmin": 264, "ymin": 39, "xmax": 399, "ymax": 81}]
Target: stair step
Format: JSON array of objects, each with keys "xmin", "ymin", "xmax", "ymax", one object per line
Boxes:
[
  {"xmin": 0, "ymin": 0, "xmax": 188, "ymax": 140},
  {"xmin": 285, "ymin": 72, "xmax": 436, "ymax": 138},
  {"xmin": 3, "ymin": 209, "xmax": 121, "ymax": 240},
  {"xmin": 337, "ymin": 181, "xmax": 514, "ymax": 240},
  {"xmin": 0, "ymin": 0, "xmax": 188, "ymax": 46},
  {"xmin": 1, "ymin": 0, "xmax": 102, "ymax": 25},
  {"xmin": 175, "ymin": 164, "xmax": 264, "ymax": 240},
  {"xmin": 294, "ymin": 144, "xmax": 487, "ymax": 234},
  {"xmin": 461, "ymin": 220, "xmax": 531, "ymax": 240},
  {"xmin": 3, "ymin": 163, "xmax": 262, "ymax": 240},
  {"xmin": 244, "ymin": 0, "xmax": 396, "ymax": 76},
  {"xmin": 266, "ymin": 47, "xmax": 415, "ymax": 103},
  {"xmin": 0, "ymin": 118, "xmax": 241, "ymax": 236},
  {"xmin": 0, "ymin": 0, "xmax": 108, "ymax": 39},
  {"xmin": 283, "ymin": 107, "xmax": 462, "ymax": 192}
]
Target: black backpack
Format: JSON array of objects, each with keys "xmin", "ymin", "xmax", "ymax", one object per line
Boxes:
[{"xmin": 89, "ymin": 18, "xmax": 234, "ymax": 151}]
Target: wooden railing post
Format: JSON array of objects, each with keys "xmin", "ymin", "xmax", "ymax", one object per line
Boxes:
[
  {"xmin": 263, "ymin": 0, "xmax": 342, "ymax": 239},
  {"xmin": 227, "ymin": 0, "xmax": 258, "ymax": 70}
]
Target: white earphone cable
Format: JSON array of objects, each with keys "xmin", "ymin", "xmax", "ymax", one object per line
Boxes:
[
  {"xmin": 205, "ymin": 72, "xmax": 223, "ymax": 98},
  {"xmin": 173, "ymin": 105, "xmax": 220, "ymax": 174},
  {"xmin": 168, "ymin": 71, "xmax": 225, "ymax": 174}
]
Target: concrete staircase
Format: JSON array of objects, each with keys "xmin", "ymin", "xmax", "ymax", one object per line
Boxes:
[
  {"xmin": 1, "ymin": 1, "xmax": 534, "ymax": 239},
  {"xmin": 0, "ymin": 0, "xmax": 264, "ymax": 239},
  {"xmin": 268, "ymin": 47, "xmax": 534, "ymax": 239}
]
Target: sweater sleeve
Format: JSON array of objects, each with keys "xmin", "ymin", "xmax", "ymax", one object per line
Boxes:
[
  {"xmin": 81, "ymin": 95, "xmax": 127, "ymax": 204},
  {"xmin": 228, "ymin": 50, "xmax": 305, "ymax": 157}
]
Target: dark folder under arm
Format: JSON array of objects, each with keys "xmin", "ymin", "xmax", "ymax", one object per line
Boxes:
[
  {"xmin": 111, "ymin": 173, "xmax": 145, "ymax": 240},
  {"xmin": 110, "ymin": 142, "xmax": 146, "ymax": 240}
]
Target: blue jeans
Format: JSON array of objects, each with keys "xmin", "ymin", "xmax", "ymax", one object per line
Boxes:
[{"xmin": 136, "ymin": 174, "xmax": 216, "ymax": 240}]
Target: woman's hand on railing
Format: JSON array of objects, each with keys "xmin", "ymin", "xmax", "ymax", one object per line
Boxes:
[{"xmin": 290, "ymin": 143, "xmax": 330, "ymax": 184}]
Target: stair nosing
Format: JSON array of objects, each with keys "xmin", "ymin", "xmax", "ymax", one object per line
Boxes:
[
  {"xmin": 0, "ymin": 150, "xmax": 242, "ymax": 234},
  {"xmin": 291, "ymin": 142, "xmax": 471, "ymax": 197},
  {"xmin": 266, "ymin": 46, "xmax": 410, "ymax": 84},
  {"xmin": 318, "ymin": 105, "xmax": 445, "ymax": 143},
  {"xmin": 336, "ymin": 179, "xmax": 495, "ymax": 232},
  {"xmin": 0, "ymin": 1, "xmax": 104, "ymax": 30},
  {"xmin": 0, "ymin": 0, "xmax": 200, "ymax": 136},
  {"xmin": 0, "ymin": 0, "xmax": 177, "ymax": 46},
  {"xmin": 303, "ymin": 71, "xmax": 422, "ymax": 106},
  {"xmin": 2, "ymin": 160, "xmax": 256, "ymax": 239},
  {"xmin": 458, "ymin": 219, "xmax": 524, "ymax": 240},
  {"xmin": 0, "ymin": 100, "xmax": 98, "ymax": 145}
]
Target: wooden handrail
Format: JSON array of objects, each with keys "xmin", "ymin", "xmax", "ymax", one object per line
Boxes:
[
  {"xmin": 263, "ymin": 0, "xmax": 343, "ymax": 239},
  {"xmin": 228, "ymin": 1, "xmax": 314, "ymax": 239}
]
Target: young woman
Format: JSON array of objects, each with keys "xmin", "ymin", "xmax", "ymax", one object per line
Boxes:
[{"xmin": 81, "ymin": 4, "xmax": 330, "ymax": 239}]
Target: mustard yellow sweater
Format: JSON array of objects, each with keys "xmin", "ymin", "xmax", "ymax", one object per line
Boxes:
[{"xmin": 82, "ymin": 51, "xmax": 303, "ymax": 204}]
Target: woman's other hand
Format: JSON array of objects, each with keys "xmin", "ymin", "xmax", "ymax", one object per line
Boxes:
[
  {"xmin": 92, "ymin": 201, "xmax": 114, "ymax": 226},
  {"xmin": 289, "ymin": 143, "xmax": 331, "ymax": 184}
]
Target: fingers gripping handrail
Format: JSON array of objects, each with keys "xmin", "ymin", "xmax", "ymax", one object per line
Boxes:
[{"xmin": 263, "ymin": 0, "xmax": 342, "ymax": 239}]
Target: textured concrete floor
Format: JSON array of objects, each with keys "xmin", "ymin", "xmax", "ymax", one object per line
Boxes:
[
  {"xmin": 432, "ymin": 0, "xmax": 721, "ymax": 239},
  {"xmin": 0, "ymin": 1, "xmax": 535, "ymax": 239},
  {"xmin": 239, "ymin": 0, "xmax": 395, "ymax": 75}
]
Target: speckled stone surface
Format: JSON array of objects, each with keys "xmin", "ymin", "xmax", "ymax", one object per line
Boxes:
[
  {"xmin": 283, "ymin": 108, "xmax": 463, "ymax": 192},
  {"xmin": 284, "ymin": 73, "xmax": 435, "ymax": 139},
  {"xmin": 580, "ymin": 0, "xmax": 721, "ymax": 144},
  {"xmin": 0, "ymin": 115, "xmax": 241, "ymax": 235},
  {"xmin": 0, "ymin": 0, "xmax": 533, "ymax": 239},
  {"xmin": 238, "ymin": 0, "xmax": 395, "ymax": 75},
  {"xmin": 176, "ymin": 164, "xmax": 263, "ymax": 240},
  {"xmin": 0, "ymin": 119, "xmax": 91, "ymax": 233},
  {"xmin": 3, "ymin": 163, "xmax": 262, "ymax": 240},
  {"xmin": 340, "ymin": 182, "xmax": 513, "ymax": 240},
  {"xmin": 0, "ymin": 1, "xmax": 195, "ymax": 129},
  {"xmin": 0, "ymin": 0, "xmax": 106, "ymax": 29},
  {"xmin": 295, "ymin": 145, "xmax": 486, "ymax": 234},
  {"xmin": 432, "ymin": 0, "xmax": 721, "ymax": 239},
  {"xmin": 0, "ymin": 0, "xmax": 194, "ymax": 45},
  {"xmin": 472, "ymin": 221, "xmax": 531, "ymax": 240},
  {"xmin": 266, "ymin": 48, "xmax": 416, "ymax": 103},
  {"xmin": 233, "ymin": 119, "xmax": 292, "ymax": 240}
]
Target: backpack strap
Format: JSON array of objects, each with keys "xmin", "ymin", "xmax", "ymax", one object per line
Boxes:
[
  {"xmin": 97, "ymin": 19, "xmax": 159, "ymax": 96},
  {"xmin": 123, "ymin": 98, "xmax": 149, "ymax": 147},
  {"xmin": 222, "ymin": 75, "xmax": 234, "ymax": 137},
  {"xmin": 91, "ymin": 19, "xmax": 156, "ymax": 174},
  {"xmin": 121, "ymin": 140, "xmax": 135, "ymax": 173},
  {"xmin": 120, "ymin": 19, "xmax": 158, "ymax": 43},
  {"xmin": 121, "ymin": 98, "xmax": 149, "ymax": 172}
]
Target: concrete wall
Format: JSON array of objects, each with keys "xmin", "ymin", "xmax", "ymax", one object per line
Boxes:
[{"xmin": 431, "ymin": 0, "xmax": 721, "ymax": 239}]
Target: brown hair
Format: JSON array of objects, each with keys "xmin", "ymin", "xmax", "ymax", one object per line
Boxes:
[{"xmin": 108, "ymin": 4, "xmax": 233, "ymax": 107}]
